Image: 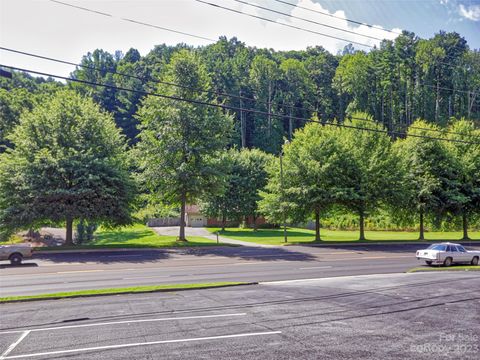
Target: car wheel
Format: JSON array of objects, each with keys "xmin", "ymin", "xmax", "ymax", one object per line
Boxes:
[
  {"xmin": 443, "ymin": 257, "xmax": 452, "ymax": 267},
  {"xmin": 9, "ymin": 253, "xmax": 23, "ymax": 265},
  {"xmin": 425, "ymin": 261, "xmax": 432, "ymax": 266},
  {"xmin": 471, "ymin": 257, "xmax": 479, "ymax": 266}
]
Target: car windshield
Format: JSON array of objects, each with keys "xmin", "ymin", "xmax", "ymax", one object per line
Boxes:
[{"xmin": 427, "ymin": 245, "xmax": 446, "ymax": 251}]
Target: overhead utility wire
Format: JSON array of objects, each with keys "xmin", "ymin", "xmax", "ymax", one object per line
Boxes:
[
  {"xmin": 195, "ymin": 0, "xmax": 372, "ymax": 48},
  {"xmin": 2, "ymin": 63, "xmax": 479, "ymax": 146},
  {"xmin": 272, "ymin": 0, "xmax": 468, "ymax": 65},
  {"xmin": 231, "ymin": 0, "xmax": 383, "ymax": 41},
  {"xmin": 198, "ymin": 1, "xmax": 464, "ymax": 70},
  {"xmin": 49, "ymin": 0, "xmax": 216, "ymax": 42},
  {"xmin": 51, "ymin": 0, "xmax": 465, "ymax": 69},
  {"xmin": 272, "ymin": 0, "xmax": 402, "ymax": 35},
  {"xmin": 2, "ymin": 46, "xmax": 475, "ymax": 138}
]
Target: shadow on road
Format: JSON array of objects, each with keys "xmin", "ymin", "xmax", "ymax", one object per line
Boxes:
[
  {"xmin": 29, "ymin": 246, "xmax": 317, "ymax": 264},
  {"xmin": 0, "ymin": 262, "xmax": 39, "ymax": 269}
]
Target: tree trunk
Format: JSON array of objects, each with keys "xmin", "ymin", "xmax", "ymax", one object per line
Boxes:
[
  {"xmin": 253, "ymin": 215, "xmax": 258, "ymax": 232},
  {"xmin": 462, "ymin": 210, "xmax": 469, "ymax": 240},
  {"xmin": 179, "ymin": 191, "xmax": 187, "ymax": 242},
  {"xmin": 65, "ymin": 217, "xmax": 73, "ymax": 246},
  {"xmin": 314, "ymin": 207, "xmax": 321, "ymax": 242},
  {"xmin": 221, "ymin": 213, "xmax": 226, "ymax": 232},
  {"xmin": 419, "ymin": 208, "xmax": 425, "ymax": 240},
  {"xmin": 359, "ymin": 209, "xmax": 366, "ymax": 241},
  {"xmin": 267, "ymin": 82, "xmax": 272, "ymax": 137},
  {"xmin": 288, "ymin": 107, "xmax": 293, "ymax": 141},
  {"xmin": 435, "ymin": 72, "xmax": 440, "ymax": 123}
]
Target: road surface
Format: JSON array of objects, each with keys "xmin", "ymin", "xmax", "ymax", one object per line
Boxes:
[
  {"xmin": 3, "ymin": 244, "xmax": 477, "ymax": 297},
  {"xmin": 0, "ymin": 272, "xmax": 478, "ymax": 359}
]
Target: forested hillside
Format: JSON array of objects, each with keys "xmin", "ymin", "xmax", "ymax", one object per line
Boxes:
[{"xmin": 2, "ymin": 31, "xmax": 479, "ymax": 154}]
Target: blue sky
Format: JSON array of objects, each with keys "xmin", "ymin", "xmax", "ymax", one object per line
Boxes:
[
  {"xmin": 0, "ymin": 0, "xmax": 478, "ymax": 78},
  {"xmin": 317, "ymin": 0, "xmax": 479, "ymax": 49}
]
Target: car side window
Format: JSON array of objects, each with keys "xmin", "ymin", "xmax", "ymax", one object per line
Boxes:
[
  {"xmin": 456, "ymin": 246, "xmax": 466, "ymax": 252},
  {"xmin": 450, "ymin": 246, "xmax": 458, "ymax": 252},
  {"xmin": 446, "ymin": 245, "xmax": 451, "ymax": 252}
]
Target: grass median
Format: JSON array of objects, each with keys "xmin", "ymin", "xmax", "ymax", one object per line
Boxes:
[
  {"xmin": 0, "ymin": 282, "xmax": 254, "ymax": 303},
  {"xmin": 208, "ymin": 227, "xmax": 480, "ymax": 245},
  {"xmin": 407, "ymin": 266, "xmax": 480, "ymax": 273}
]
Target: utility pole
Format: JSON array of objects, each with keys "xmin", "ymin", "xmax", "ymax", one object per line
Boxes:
[
  {"xmin": 240, "ymin": 89, "xmax": 246, "ymax": 148},
  {"xmin": 279, "ymin": 140, "xmax": 289, "ymax": 243}
]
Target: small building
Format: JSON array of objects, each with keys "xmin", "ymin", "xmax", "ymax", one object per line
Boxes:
[{"xmin": 185, "ymin": 204, "xmax": 207, "ymax": 227}]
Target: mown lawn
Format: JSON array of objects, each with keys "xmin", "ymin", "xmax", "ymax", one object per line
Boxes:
[
  {"xmin": 207, "ymin": 227, "xmax": 480, "ymax": 245},
  {"xmin": 88, "ymin": 224, "xmax": 221, "ymax": 248}
]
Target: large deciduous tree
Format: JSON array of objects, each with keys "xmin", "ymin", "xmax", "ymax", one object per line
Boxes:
[
  {"xmin": 444, "ymin": 119, "xmax": 480, "ymax": 239},
  {"xmin": 136, "ymin": 50, "xmax": 233, "ymax": 241},
  {"xmin": 201, "ymin": 148, "xmax": 271, "ymax": 230},
  {"xmin": 0, "ymin": 90, "xmax": 135, "ymax": 244},
  {"xmin": 337, "ymin": 113, "xmax": 401, "ymax": 240},
  {"xmin": 394, "ymin": 120, "xmax": 463, "ymax": 239},
  {"xmin": 259, "ymin": 122, "xmax": 356, "ymax": 241}
]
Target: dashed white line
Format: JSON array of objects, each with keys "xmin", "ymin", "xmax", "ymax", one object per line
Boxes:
[
  {"xmin": 298, "ymin": 266, "xmax": 332, "ymax": 270},
  {"xmin": 2, "ymin": 331, "xmax": 282, "ymax": 359}
]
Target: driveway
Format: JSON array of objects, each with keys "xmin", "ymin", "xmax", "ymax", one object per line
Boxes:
[{"xmin": 151, "ymin": 226, "xmax": 273, "ymax": 247}]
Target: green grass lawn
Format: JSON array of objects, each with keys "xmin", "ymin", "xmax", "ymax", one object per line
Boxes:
[
  {"xmin": 207, "ymin": 227, "xmax": 480, "ymax": 245},
  {"xmin": 33, "ymin": 224, "xmax": 221, "ymax": 250},
  {"xmin": 407, "ymin": 265, "xmax": 480, "ymax": 273},
  {"xmin": 0, "ymin": 282, "xmax": 249, "ymax": 303},
  {"xmin": 89, "ymin": 224, "xmax": 220, "ymax": 248}
]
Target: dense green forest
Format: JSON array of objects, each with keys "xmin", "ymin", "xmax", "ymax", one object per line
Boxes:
[
  {"xmin": 1, "ymin": 31, "xmax": 479, "ymax": 153},
  {"xmin": 1, "ymin": 31, "xmax": 479, "ymax": 242}
]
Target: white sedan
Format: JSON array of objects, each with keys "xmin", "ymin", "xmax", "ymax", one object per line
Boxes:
[{"xmin": 416, "ymin": 242, "xmax": 480, "ymax": 267}]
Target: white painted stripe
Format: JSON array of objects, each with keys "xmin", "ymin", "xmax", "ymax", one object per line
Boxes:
[
  {"xmin": 3, "ymin": 331, "xmax": 282, "ymax": 359},
  {"xmin": 0, "ymin": 331, "xmax": 30, "ymax": 360},
  {"xmin": 0, "ymin": 313, "xmax": 246, "ymax": 335},
  {"xmin": 56, "ymin": 270, "xmax": 105, "ymax": 274},
  {"xmin": 298, "ymin": 266, "xmax": 332, "ymax": 270},
  {"xmin": 122, "ymin": 275, "xmax": 170, "ymax": 280}
]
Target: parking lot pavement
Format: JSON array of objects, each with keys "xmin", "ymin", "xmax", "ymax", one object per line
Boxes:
[{"xmin": 1, "ymin": 272, "xmax": 479, "ymax": 359}]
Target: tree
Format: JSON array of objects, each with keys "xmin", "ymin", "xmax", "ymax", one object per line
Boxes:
[
  {"xmin": 394, "ymin": 120, "xmax": 463, "ymax": 239},
  {"xmin": 0, "ymin": 90, "xmax": 135, "ymax": 244},
  {"xmin": 445, "ymin": 119, "xmax": 480, "ymax": 239},
  {"xmin": 260, "ymin": 122, "xmax": 356, "ymax": 241},
  {"xmin": 201, "ymin": 148, "xmax": 271, "ymax": 230},
  {"xmin": 337, "ymin": 113, "xmax": 401, "ymax": 240},
  {"xmin": 249, "ymin": 55, "xmax": 282, "ymax": 152},
  {"xmin": 136, "ymin": 50, "xmax": 233, "ymax": 241}
]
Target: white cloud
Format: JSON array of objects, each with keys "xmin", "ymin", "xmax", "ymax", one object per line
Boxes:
[
  {"xmin": 0, "ymin": 0, "xmax": 401, "ymax": 77},
  {"xmin": 458, "ymin": 4, "xmax": 480, "ymax": 21}
]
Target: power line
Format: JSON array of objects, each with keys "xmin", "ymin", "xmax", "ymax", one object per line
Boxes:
[
  {"xmin": 196, "ymin": 1, "xmax": 467, "ymax": 70},
  {"xmin": 1, "ymin": 46, "xmax": 476, "ymax": 138},
  {"xmin": 231, "ymin": 0, "xmax": 384, "ymax": 42},
  {"xmin": 49, "ymin": 0, "xmax": 216, "ymax": 43},
  {"xmin": 2, "ymin": 64, "xmax": 479, "ymax": 146},
  {"xmin": 195, "ymin": 0, "xmax": 372, "ymax": 48},
  {"xmin": 272, "ymin": 0, "xmax": 402, "ymax": 36}
]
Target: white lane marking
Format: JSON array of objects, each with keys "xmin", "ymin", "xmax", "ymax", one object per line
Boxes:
[
  {"xmin": 0, "ymin": 313, "xmax": 246, "ymax": 335},
  {"xmin": 0, "ymin": 331, "xmax": 30, "ymax": 360},
  {"xmin": 298, "ymin": 266, "xmax": 332, "ymax": 270},
  {"xmin": 56, "ymin": 270, "xmax": 105, "ymax": 274},
  {"xmin": 2, "ymin": 331, "xmax": 282, "ymax": 359},
  {"xmin": 122, "ymin": 275, "xmax": 170, "ymax": 280}
]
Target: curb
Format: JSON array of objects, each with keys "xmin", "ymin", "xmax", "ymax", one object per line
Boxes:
[
  {"xmin": 284, "ymin": 241, "xmax": 480, "ymax": 247},
  {"xmin": 0, "ymin": 282, "xmax": 258, "ymax": 304}
]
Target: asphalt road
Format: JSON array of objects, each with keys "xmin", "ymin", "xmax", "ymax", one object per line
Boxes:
[
  {"xmin": 0, "ymin": 272, "xmax": 479, "ymax": 359},
  {"xmin": 0, "ymin": 243, "xmax": 453, "ymax": 297}
]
